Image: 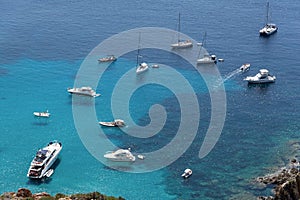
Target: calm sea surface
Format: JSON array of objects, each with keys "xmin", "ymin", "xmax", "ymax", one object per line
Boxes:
[{"xmin": 1, "ymin": 1, "xmax": 300, "ymax": 199}]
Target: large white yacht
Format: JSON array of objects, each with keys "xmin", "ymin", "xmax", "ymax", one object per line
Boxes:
[
  {"xmin": 104, "ymin": 149, "xmax": 135, "ymax": 162},
  {"xmin": 27, "ymin": 141, "xmax": 62, "ymax": 179},
  {"xmin": 67, "ymin": 86, "xmax": 100, "ymax": 97},
  {"xmin": 244, "ymin": 69, "xmax": 276, "ymax": 84}
]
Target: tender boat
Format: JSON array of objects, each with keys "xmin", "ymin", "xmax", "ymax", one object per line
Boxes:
[
  {"xmin": 137, "ymin": 154, "xmax": 145, "ymax": 160},
  {"xmin": 98, "ymin": 55, "xmax": 117, "ymax": 62},
  {"xmin": 99, "ymin": 119, "xmax": 125, "ymax": 127},
  {"xmin": 136, "ymin": 62, "xmax": 149, "ymax": 75},
  {"xmin": 197, "ymin": 54, "xmax": 217, "ymax": 64},
  {"xmin": 244, "ymin": 69, "xmax": 276, "ymax": 84},
  {"xmin": 44, "ymin": 169, "xmax": 54, "ymax": 178},
  {"xmin": 104, "ymin": 148, "xmax": 136, "ymax": 162},
  {"xmin": 67, "ymin": 86, "xmax": 100, "ymax": 97},
  {"xmin": 259, "ymin": 2, "xmax": 278, "ymax": 36},
  {"xmin": 181, "ymin": 168, "xmax": 192, "ymax": 179},
  {"xmin": 152, "ymin": 64, "xmax": 159, "ymax": 68},
  {"xmin": 171, "ymin": 13, "xmax": 193, "ymax": 49},
  {"xmin": 27, "ymin": 141, "xmax": 62, "ymax": 179},
  {"xmin": 240, "ymin": 63, "xmax": 251, "ymax": 72},
  {"xmin": 33, "ymin": 110, "xmax": 50, "ymax": 118}
]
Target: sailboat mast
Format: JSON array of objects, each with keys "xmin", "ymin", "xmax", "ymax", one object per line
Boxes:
[
  {"xmin": 136, "ymin": 32, "xmax": 141, "ymax": 66},
  {"xmin": 266, "ymin": 2, "xmax": 270, "ymax": 24},
  {"xmin": 178, "ymin": 12, "xmax": 181, "ymax": 42}
]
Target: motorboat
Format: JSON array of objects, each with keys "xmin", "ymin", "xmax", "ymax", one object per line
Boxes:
[
  {"xmin": 197, "ymin": 54, "xmax": 217, "ymax": 64},
  {"xmin": 240, "ymin": 63, "xmax": 251, "ymax": 72},
  {"xmin": 33, "ymin": 110, "xmax": 50, "ymax": 118},
  {"xmin": 137, "ymin": 154, "xmax": 145, "ymax": 160},
  {"xmin": 98, "ymin": 55, "xmax": 117, "ymax": 62},
  {"xmin": 259, "ymin": 2, "xmax": 278, "ymax": 36},
  {"xmin": 27, "ymin": 141, "xmax": 62, "ymax": 179},
  {"xmin": 99, "ymin": 119, "xmax": 125, "ymax": 127},
  {"xmin": 104, "ymin": 148, "xmax": 136, "ymax": 162},
  {"xmin": 136, "ymin": 62, "xmax": 149, "ymax": 75},
  {"xmin": 67, "ymin": 86, "xmax": 100, "ymax": 97},
  {"xmin": 152, "ymin": 64, "xmax": 159, "ymax": 68},
  {"xmin": 171, "ymin": 13, "xmax": 193, "ymax": 49},
  {"xmin": 244, "ymin": 69, "xmax": 276, "ymax": 84},
  {"xmin": 181, "ymin": 168, "xmax": 192, "ymax": 179}
]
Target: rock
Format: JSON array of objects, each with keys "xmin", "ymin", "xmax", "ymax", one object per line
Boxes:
[{"xmin": 16, "ymin": 188, "xmax": 32, "ymax": 198}]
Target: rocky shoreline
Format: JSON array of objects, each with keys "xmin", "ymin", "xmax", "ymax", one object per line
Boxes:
[
  {"xmin": 257, "ymin": 158, "xmax": 300, "ymax": 200},
  {"xmin": 0, "ymin": 188, "xmax": 125, "ymax": 200}
]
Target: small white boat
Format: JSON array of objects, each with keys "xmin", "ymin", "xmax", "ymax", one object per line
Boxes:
[
  {"xmin": 104, "ymin": 149, "xmax": 136, "ymax": 162},
  {"xmin": 171, "ymin": 13, "xmax": 193, "ymax": 49},
  {"xmin": 67, "ymin": 86, "xmax": 100, "ymax": 97},
  {"xmin": 244, "ymin": 69, "xmax": 276, "ymax": 84},
  {"xmin": 137, "ymin": 154, "xmax": 145, "ymax": 160},
  {"xmin": 181, "ymin": 168, "xmax": 192, "ymax": 179},
  {"xmin": 218, "ymin": 58, "xmax": 224, "ymax": 62},
  {"xmin": 152, "ymin": 64, "xmax": 159, "ymax": 68},
  {"xmin": 136, "ymin": 62, "xmax": 149, "ymax": 74},
  {"xmin": 33, "ymin": 110, "xmax": 50, "ymax": 118},
  {"xmin": 197, "ymin": 54, "xmax": 217, "ymax": 64},
  {"xmin": 240, "ymin": 63, "xmax": 251, "ymax": 72},
  {"xmin": 259, "ymin": 2, "xmax": 278, "ymax": 36},
  {"xmin": 44, "ymin": 169, "xmax": 54, "ymax": 178},
  {"xmin": 98, "ymin": 55, "xmax": 117, "ymax": 62},
  {"xmin": 99, "ymin": 119, "xmax": 125, "ymax": 127}
]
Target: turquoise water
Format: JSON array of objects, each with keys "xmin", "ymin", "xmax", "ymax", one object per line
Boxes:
[{"xmin": 1, "ymin": 1, "xmax": 300, "ymax": 199}]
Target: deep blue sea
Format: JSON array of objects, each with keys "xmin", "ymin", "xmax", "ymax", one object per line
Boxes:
[{"xmin": 1, "ymin": 1, "xmax": 300, "ymax": 199}]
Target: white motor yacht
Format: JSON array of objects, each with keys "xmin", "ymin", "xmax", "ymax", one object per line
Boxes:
[
  {"xmin": 27, "ymin": 141, "xmax": 62, "ymax": 179},
  {"xmin": 33, "ymin": 110, "xmax": 50, "ymax": 118},
  {"xmin": 104, "ymin": 149, "xmax": 135, "ymax": 162},
  {"xmin": 98, "ymin": 55, "xmax": 117, "ymax": 62},
  {"xmin": 67, "ymin": 86, "xmax": 100, "ymax": 97},
  {"xmin": 181, "ymin": 168, "xmax": 192, "ymax": 179},
  {"xmin": 99, "ymin": 119, "xmax": 125, "ymax": 127},
  {"xmin": 244, "ymin": 69, "xmax": 276, "ymax": 84}
]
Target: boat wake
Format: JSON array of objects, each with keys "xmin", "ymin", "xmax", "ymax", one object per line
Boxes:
[{"xmin": 214, "ymin": 68, "xmax": 242, "ymax": 88}]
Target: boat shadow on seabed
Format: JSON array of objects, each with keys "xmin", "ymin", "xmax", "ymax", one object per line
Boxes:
[{"xmin": 26, "ymin": 158, "xmax": 61, "ymax": 185}]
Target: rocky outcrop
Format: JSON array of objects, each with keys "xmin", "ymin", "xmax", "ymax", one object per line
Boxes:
[
  {"xmin": 0, "ymin": 188, "xmax": 125, "ymax": 200},
  {"xmin": 257, "ymin": 159, "xmax": 300, "ymax": 200}
]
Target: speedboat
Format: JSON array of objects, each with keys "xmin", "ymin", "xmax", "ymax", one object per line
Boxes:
[
  {"xmin": 136, "ymin": 62, "xmax": 149, "ymax": 75},
  {"xmin": 197, "ymin": 54, "xmax": 217, "ymax": 64},
  {"xmin": 99, "ymin": 119, "xmax": 125, "ymax": 127},
  {"xmin": 27, "ymin": 141, "xmax": 62, "ymax": 179},
  {"xmin": 33, "ymin": 110, "xmax": 50, "ymax": 118},
  {"xmin": 67, "ymin": 86, "xmax": 100, "ymax": 97},
  {"xmin": 98, "ymin": 55, "xmax": 117, "ymax": 62},
  {"xmin": 240, "ymin": 63, "xmax": 251, "ymax": 72},
  {"xmin": 181, "ymin": 168, "xmax": 192, "ymax": 179},
  {"xmin": 244, "ymin": 69, "xmax": 276, "ymax": 84},
  {"xmin": 104, "ymin": 149, "xmax": 136, "ymax": 162}
]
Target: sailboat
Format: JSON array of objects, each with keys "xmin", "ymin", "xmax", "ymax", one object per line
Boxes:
[
  {"xmin": 136, "ymin": 33, "xmax": 149, "ymax": 75},
  {"xmin": 197, "ymin": 32, "xmax": 217, "ymax": 64},
  {"xmin": 259, "ymin": 2, "xmax": 278, "ymax": 36},
  {"xmin": 171, "ymin": 13, "xmax": 193, "ymax": 49}
]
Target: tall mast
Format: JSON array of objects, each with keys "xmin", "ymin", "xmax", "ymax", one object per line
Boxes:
[
  {"xmin": 136, "ymin": 32, "xmax": 141, "ymax": 66},
  {"xmin": 266, "ymin": 2, "xmax": 270, "ymax": 24},
  {"xmin": 178, "ymin": 12, "xmax": 181, "ymax": 42}
]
